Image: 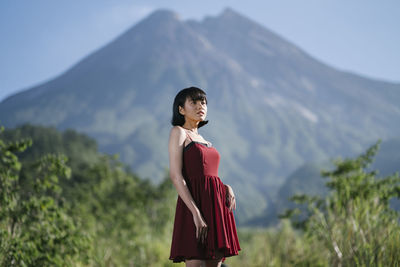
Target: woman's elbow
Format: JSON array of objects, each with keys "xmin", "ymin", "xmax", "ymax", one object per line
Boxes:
[{"xmin": 169, "ymin": 171, "xmax": 180, "ymax": 182}]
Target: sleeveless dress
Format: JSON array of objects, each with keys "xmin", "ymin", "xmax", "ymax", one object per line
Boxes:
[{"xmin": 169, "ymin": 129, "xmax": 241, "ymax": 263}]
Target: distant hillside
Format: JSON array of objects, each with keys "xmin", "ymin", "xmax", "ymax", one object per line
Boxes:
[
  {"xmin": 1, "ymin": 8, "xmax": 400, "ymax": 224},
  {"xmin": 257, "ymin": 138, "xmax": 400, "ymax": 226}
]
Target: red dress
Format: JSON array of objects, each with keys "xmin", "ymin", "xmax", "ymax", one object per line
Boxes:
[{"xmin": 169, "ymin": 131, "xmax": 241, "ymax": 263}]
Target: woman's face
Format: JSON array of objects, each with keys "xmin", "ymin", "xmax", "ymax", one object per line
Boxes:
[{"xmin": 179, "ymin": 97, "xmax": 207, "ymax": 122}]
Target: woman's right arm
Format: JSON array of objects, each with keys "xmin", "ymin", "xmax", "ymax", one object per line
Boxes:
[{"xmin": 168, "ymin": 126, "xmax": 208, "ymax": 244}]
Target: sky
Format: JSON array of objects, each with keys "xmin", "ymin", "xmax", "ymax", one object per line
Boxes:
[{"xmin": 1, "ymin": 0, "xmax": 399, "ymax": 101}]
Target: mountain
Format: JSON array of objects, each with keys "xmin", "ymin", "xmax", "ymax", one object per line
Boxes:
[{"xmin": 1, "ymin": 8, "xmax": 400, "ymax": 224}]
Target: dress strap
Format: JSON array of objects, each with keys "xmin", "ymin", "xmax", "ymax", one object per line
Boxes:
[{"xmin": 185, "ymin": 130, "xmax": 193, "ymax": 142}]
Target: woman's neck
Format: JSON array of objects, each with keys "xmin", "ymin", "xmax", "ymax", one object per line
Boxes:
[{"xmin": 181, "ymin": 123, "xmax": 198, "ymax": 134}]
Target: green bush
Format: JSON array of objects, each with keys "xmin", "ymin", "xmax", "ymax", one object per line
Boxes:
[
  {"xmin": 0, "ymin": 126, "xmax": 90, "ymax": 266},
  {"xmin": 283, "ymin": 140, "xmax": 400, "ymax": 266}
]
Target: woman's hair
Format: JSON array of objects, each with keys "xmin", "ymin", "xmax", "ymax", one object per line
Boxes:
[{"xmin": 171, "ymin": 86, "xmax": 209, "ymax": 128}]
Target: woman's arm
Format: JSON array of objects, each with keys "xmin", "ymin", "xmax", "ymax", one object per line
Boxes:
[{"xmin": 168, "ymin": 126, "xmax": 208, "ymax": 244}]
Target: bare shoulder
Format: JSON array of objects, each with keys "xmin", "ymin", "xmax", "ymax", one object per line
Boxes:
[
  {"xmin": 169, "ymin": 126, "xmax": 186, "ymax": 145},
  {"xmin": 170, "ymin": 125, "xmax": 185, "ymax": 137}
]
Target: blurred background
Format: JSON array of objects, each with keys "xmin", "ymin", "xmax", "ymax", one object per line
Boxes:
[{"xmin": 1, "ymin": 1, "xmax": 400, "ymax": 266}]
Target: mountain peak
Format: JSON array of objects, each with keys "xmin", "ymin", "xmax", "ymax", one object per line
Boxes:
[
  {"xmin": 117, "ymin": 8, "xmax": 182, "ymax": 44},
  {"xmin": 206, "ymin": 7, "xmax": 263, "ymax": 31},
  {"xmin": 145, "ymin": 9, "xmax": 180, "ymax": 22},
  {"xmin": 219, "ymin": 7, "xmax": 243, "ymax": 19}
]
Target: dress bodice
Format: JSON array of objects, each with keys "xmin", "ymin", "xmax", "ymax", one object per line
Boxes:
[{"xmin": 182, "ymin": 141, "xmax": 220, "ymax": 178}]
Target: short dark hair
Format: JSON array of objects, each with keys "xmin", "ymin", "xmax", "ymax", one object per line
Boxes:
[{"xmin": 171, "ymin": 87, "xmax": 209, "ymax": 128}]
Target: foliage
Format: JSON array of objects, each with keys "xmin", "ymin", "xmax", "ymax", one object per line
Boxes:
[
  {"xmin": 282, "ymin": 140, "xmax": 400, "ymax": 266},
  {"xmin": 3, "ymin": 124, "xmax": 400, "ymax": 266},
  {"xmin": 228, "ymin": 221, "xmax": 328, "ymax": 267},
  {"xmin": 0, "ymin": 124, "xmax": 178, "ymax": 266},
  {"xmin": 71, "ymin": 155, "xmax": 177, "ymax": 266},
  {"xmin": 0, "ymin": 126, "xmax": 90, "ymax": 266}
]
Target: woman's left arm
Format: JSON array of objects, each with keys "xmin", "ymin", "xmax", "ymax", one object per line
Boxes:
[{"xmin": 224, "ymin": 184, "xmax": 236, "ymax": 212}]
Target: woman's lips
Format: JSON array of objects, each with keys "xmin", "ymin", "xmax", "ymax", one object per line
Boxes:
[{"xmin": 197, "ymin": 111, "xmax": 205, "ymax": 115}]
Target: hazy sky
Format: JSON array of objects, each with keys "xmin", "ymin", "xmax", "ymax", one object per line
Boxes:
[{"xmin": 1, "ymin": 0, "xmax": 399, "ymax": 101}]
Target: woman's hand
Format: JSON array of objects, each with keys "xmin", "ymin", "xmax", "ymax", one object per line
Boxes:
[
  {"xmin": 225, "ymin": 184, "xmax": 236, "ymax": 212},
  {"xmin": 193, "ymin": 211, "xmax": 208, "ymax": 245}
]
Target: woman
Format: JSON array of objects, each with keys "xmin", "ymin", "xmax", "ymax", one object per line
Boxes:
[{"xmin": 168, "ymin": 87, "xmax": 241, "ymax": 267}]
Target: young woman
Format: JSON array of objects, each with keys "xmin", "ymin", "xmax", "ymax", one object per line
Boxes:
[{"xmin": 168, "ymin": 87, "xmax": 241, "ymax": 267}]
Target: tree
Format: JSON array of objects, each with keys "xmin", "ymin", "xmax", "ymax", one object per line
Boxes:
[{"xmin": 0, "ymin": 126, "xmax": 90, "ymax": 266}]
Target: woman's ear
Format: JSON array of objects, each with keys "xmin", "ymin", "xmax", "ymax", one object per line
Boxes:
[{"xmin": 178, "ymin": 106, "xmax": 185, "ymax": 116}]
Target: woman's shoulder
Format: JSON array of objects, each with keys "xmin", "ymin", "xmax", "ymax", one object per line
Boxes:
[
  {"xmin": 171, "ymin": 125, "xmax": 185, "ymax": 133},
  {"xmin": 169, "ymin": 126, "xmax": 188, "ymax": 148},
  {"xmin": 170, "ymin": 125, "xmax": 186, "ymax": 139}
]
